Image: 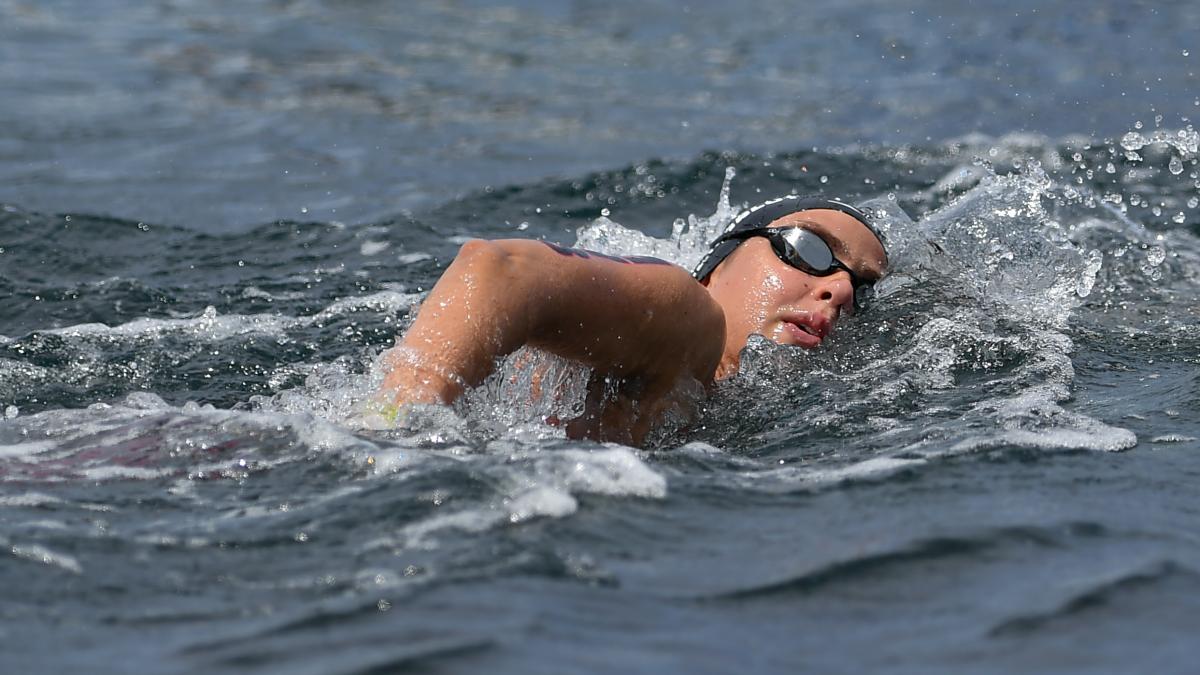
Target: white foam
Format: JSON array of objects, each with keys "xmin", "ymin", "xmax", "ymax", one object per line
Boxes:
[
  {"xmin": 121, "ymin": 391, "xmax": 173, "ymax": 410},
  {"xmin": 1152, "ymin": 435, "xmax": 1198, "ymax": 444},
  {"xmin": 9, "ymin": 543, "xmax": 83, "ymax": 574},
  {"xmin": 398, "ymin": 482, "xmax": 581, "ymax": 545},
  {"xmin": 49, "ymin": 306, "xmax": 294, "ymax": 341},
  {"xmin": 314, "ymin": 290, "xmax": 421, "ymax": 320},
  {"xmin": 241, "ymin": 286, "xmax": 276, "ymax": 300},
  {"xmin": 79, "ymin": 465, "xmax": 173, "ymax": 481},
  {"xmin": 505, "ymin": 486, "xmax": 578, "ymax": 523},
  {"xmin": 391, "ymin": 445, "xmax": 666, "ymax": 548},
  {"xmin": 0, "ymin": 492, "xmax": 65, "ymax": 507},
  {"xmin": 401, "ymin": 508, "xmax": 503, "ymax": 548},
  {"xmin": 21, "ymin": 519, "xmax": 69, "ymax": 531},
  {"xmin": 43, "ymin": 290, "xmax": 422, "ymax": 343},
  {"xmin": 803, "ymin": 455, "xmax": 928, "ymax": 483},
  {"xmin": 397, "ymin": 252, "xmax": 432, "ymax": 265},
  {"xmin": 360, "ymin": 240, "xmax": 390, "ymax": 256},
  {"xmin": 0, "ymin": 439, "xmax": 58, "ymax": 459},
  {"xmin": 730, "ymin": 455, "xmax": 928, "ymax": 493},
  {"xmin": 535, "ymin": 447, "xmax": 667, "ymax": 499}
]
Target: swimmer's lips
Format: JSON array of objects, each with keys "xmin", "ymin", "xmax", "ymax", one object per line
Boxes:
[{"xmin": 779, "ymin": 312, "xmax": 831, "ymax": 349}]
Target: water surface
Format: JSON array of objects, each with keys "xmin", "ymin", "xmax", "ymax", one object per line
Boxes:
[{"xmin": 3, "ymin": 2, "xmax": 1200, "ymax": 673}]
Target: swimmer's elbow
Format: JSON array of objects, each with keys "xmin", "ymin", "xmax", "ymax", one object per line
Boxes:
[
  {"xmin": 454, "ymin": 238, "xmax": 503, "ymax": 265},
  {"xmin": 451, "ymin": 239, "xmax": 556, "ymax": 301},
  {"xmin": 453, "ymin": 239, "xmax": 535, "ymax": 272},
  {"xmin": 450, "ymin": 239, "xmax": 521, "ymax": 283}
]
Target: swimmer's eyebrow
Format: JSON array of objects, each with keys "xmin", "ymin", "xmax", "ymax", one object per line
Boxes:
[{"xmin": 792, "ymin": 219, "xmax": 886, "ymax": 280}]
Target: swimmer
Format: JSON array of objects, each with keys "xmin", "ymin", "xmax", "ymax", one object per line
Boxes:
[{"xmin": 379, "ymin": 196, "xmax": 889, "ymax": 445}]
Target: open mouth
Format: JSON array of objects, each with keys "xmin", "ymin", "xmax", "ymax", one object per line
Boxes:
[
  {"xmin": 780, "ymin": 319, "xmax": 823, "ymax": 348},
  {"xmin": 778, "ymin": 311, "xmax": 831, "ymax": 348}
]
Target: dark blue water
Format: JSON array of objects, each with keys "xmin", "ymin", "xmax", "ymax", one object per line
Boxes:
[{"xmin": 3, "ymin": 2, "xmax": 1200, "ymax": 673}]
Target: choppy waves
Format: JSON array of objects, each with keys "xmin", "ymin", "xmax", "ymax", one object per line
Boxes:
[{"xmin": 3, "ymin": 133, "xmax": 1200, "ymax": 672}]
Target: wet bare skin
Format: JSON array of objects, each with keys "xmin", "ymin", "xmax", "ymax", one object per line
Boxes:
[
  {"xmin": 380, "ymin": 208, "xmax": 887, "ymax": 445},
  {"xmin": 380, "ymin": 238, "xmax": 725, "ymax": 445},
  {"xmin": 702, "ymin": 209, "xmax": 888, "ymax": 378}
]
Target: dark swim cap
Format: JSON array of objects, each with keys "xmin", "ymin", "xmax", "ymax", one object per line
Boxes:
[{"xmin": 691, "ymin": 195, "xmax": 886, "ymax": 281}]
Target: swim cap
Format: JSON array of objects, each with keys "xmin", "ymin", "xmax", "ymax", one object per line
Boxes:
[{"xmin": 691, "ymin": 195, "xmax": 886, "ymax": 281}]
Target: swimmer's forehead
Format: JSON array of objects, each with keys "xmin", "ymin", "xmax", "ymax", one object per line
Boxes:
[{"xmin": 768, "ymin": 209, "xmax": 888, "ymax": 280}]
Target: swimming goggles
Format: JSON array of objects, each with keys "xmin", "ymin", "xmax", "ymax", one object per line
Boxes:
[{"xmin": 714, "ymin": 226, "xmax": 876, "ymax": 310}]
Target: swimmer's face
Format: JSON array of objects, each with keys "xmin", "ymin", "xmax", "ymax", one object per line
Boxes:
[{"xmin": 704, "ymin": 209, "xmax": 888, "ymax": 361}]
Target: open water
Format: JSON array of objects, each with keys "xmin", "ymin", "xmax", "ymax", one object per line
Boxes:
[{"xmin": 3, "ymin": 1, "xmax": 1200, "ymax": 673}]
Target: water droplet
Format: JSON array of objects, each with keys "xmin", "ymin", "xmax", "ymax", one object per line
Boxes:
[
  {"xmin": 1185, "ymin": 50, "xmax": 1191, "ymax": 57},
  {"xmin": 1172, "ymin": 212, "xmax": 1186, "ymax": 223},
  {"xmin": 300, "ymin": 206, "xmax": 309, "ymax": 214},
  {"xmin": 1135, "ymin": 120, "xmax": 1144, "ymax": 129},
  {"xmin": 1169, "ymin": 156, "xmax": 1185, "ymax": 174},
  {"xmin": 1105, "ymin": 162, "xmax": 1116, "ymax": 174},
  {"xmin": 819, "ymin": 175, "xmax": 829, "ymax": 184},
  {"xmin": 600, "ymin": 208, "xmax": 610, "ymax": 216},
  {"xmin": 3, "ymin": 405, "xmax": 17, "ymax": 419},
  {"xmin": 1146, "ymin": 245, "xmax": 1166, "ymax": 266}
]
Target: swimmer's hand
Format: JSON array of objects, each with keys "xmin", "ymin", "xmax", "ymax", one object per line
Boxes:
[
  {"xmin": 380, "ymin": 351, "xmax": 469, "ymax": 407},
  {"xmin": 358, "ymin": 399, "xmax": 405, "ymax": 430}
]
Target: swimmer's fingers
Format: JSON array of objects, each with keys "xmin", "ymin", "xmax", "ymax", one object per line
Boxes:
[{"xmin": 357, "ymin": 398, "xmax": 412, "ymax": 430}]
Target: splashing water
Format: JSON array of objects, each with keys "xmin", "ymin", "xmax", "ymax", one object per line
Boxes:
[{"xmin": 3, "ymin": 134, "xmax": 1200, "ymax": 673}]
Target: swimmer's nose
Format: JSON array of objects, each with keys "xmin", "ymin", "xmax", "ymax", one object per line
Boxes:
[{"xmin": 813, "ymin": 271, "xmax": 855, "ymax": 316}]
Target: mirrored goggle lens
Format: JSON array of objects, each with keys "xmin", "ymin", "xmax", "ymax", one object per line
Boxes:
[
  {"xmin": 777, "ymin": 228, "xmax": 876, "ymax": 311},
  {"xmin": 778, "ymin": 228, "xmax": 835, "ymax": 273}
]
